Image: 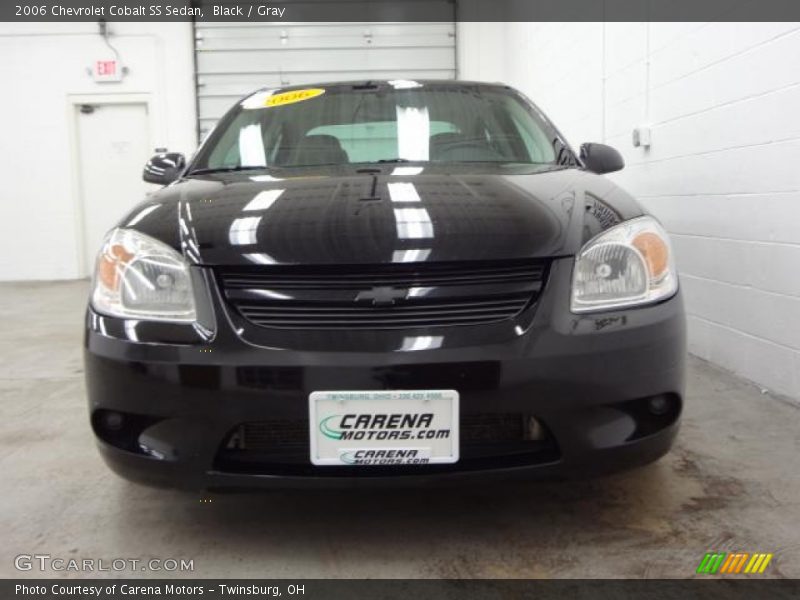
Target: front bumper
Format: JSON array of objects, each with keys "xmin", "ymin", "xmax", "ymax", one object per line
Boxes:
[{"xmin": 84, "ymin": 259, "xmax": 686, "ymax": 490}]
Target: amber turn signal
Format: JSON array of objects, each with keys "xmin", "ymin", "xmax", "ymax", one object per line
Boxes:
[
  {"xmin": 97, "ymin": 244, "xmax": 134, "ymax": 290},
  {"xmin": 632, "ymin": 232, "xmax": 669, "ymax": 281}
]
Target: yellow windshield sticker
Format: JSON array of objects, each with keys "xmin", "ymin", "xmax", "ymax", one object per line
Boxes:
[{"xmin": 265, "ymin": 88, "xmax": 325, "ymax": 107}]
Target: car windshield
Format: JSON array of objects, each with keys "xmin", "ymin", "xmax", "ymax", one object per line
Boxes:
[{"xmin": 191, "ymin": 83, "xmax": 571, "ymax": 171}]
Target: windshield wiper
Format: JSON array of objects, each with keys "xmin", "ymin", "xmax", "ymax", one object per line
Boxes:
[
  {"xmin": 374, "ymin": 158, "xmax": 412, "ymax": 164},
  {"xmin": 188, "ymin": 165, "xmax": 267, "ymax": 175}
]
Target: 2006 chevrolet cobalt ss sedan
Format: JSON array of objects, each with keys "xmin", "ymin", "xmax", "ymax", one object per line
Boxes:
[{"xmin": 84, "ymin": 81, "xmax": 686, "ymax": 490}]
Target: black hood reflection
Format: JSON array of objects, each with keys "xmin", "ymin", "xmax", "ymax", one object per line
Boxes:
[{"xmin": 122, "ymin": 164, "xmax": 645, "ymax": 266}]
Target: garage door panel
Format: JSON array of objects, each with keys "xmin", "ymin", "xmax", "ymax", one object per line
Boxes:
[
  {"xmin": 197, "ymin": 23, "xmax": 455, "ymax": 48},
  {"xmin": 197, "ymin": 35, "xmax": 455, "ymax": 52},
  {"xmin": 197, "ymin": 47, "xmax": 455, "ymax": 75},
  {"xmin": 197, "ymin": 68, "xmax": 458, "ymax": 92}
]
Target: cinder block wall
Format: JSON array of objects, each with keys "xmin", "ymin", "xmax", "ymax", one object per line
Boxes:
[{"xmin": 459, "ymin": 22, "xmax": 800, "ymax": 400}]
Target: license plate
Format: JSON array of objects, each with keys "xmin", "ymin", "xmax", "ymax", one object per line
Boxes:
[{"xmin": 309, "ymin": 390, "xmax": 459, "ymax": 466}]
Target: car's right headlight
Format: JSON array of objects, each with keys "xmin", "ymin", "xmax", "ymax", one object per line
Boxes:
[
  {"xmin": 91, "ymin": 228, "xmax": 196, "ymax": 322},
  {"xmin": 571, "ymin": 215, "xmax": 678, "ymax": 313}
]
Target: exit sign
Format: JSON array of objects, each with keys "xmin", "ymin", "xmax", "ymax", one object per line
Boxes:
[{"xmin": 92, "ymin": 60, "xmax": 123, "ymax": 82}]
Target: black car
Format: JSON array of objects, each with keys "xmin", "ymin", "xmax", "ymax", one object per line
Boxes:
[{"xmin": 85, "ymin": 80, "xmax": 685, "ymax": 489}]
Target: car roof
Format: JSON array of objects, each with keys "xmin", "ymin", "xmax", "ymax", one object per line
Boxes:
[{"xmin": 252, "ymin": 80, "xmax": 513, "ymax": 94}]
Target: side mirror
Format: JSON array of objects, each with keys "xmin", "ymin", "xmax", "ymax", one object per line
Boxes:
[
  {"xmin": 143, "ymin": 150, "xmax": 186, "ymax": 185},
  {"xmin": 580, "ymin": 143, "xmax": 624, "ymax": 174}
]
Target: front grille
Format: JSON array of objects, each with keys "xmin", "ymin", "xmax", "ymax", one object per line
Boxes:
[
  {"xmin": 214, "ymin": 413, "xmax": 560, "ymax": 475},
  {"xmin": 217, "ymin": 260, "xmax": 549, "ymax": 329}
]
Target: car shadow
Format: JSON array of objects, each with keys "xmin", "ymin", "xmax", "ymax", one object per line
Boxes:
[{"xmin": 106, "ymin": 460, "xmax": 685, "ymax": 577}]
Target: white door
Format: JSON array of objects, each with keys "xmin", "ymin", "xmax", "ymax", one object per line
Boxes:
[{"xmin": 76, "ymin": 102, "xmax": 150, "ymax": 276}]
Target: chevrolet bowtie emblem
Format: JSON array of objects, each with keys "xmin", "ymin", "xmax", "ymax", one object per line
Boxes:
[{"xmin": 356, "ymin": 286, "xmax": 408, "ymax": 306}]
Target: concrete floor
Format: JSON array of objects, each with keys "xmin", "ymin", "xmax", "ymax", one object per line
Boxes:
[{"xmin": 1, "ymin": 279, "xmax": 798, "ymax": 579}]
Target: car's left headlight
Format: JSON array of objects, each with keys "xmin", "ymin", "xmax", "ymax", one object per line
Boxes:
[
  {"xmin": 571, "ymin": 215, "xmax": 678, "ymax": 313},
  {"xmin": 91, "ymin": 228, "xmax": 196, "ymax": 322}
]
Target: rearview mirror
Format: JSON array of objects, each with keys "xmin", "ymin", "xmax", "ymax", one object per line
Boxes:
[
  {"xmin": 580, "ymin": 143, "xmax": 624, "ymax": 174},
  {"xmin": 143, "ymin": 151, "xmax": 186, "ymax": 185}
]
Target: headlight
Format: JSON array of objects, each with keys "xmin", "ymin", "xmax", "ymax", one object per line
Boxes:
[
  {"xmin": 91, "ymin": 228, "xmax": 196, "ymax": 322},
  {"xmin": 571, "ymin": 215, "xmax": 678, "ymax": 313}
]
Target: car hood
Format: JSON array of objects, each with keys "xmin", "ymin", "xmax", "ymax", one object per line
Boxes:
[{"xmin": 122, "ymin": 164, "xmax": 645, "ymax": 266}]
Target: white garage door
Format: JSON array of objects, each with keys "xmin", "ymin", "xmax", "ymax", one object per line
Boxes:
[{"xmin": 193, "ymin": 4, "xmax": 457, "ymax": 138}]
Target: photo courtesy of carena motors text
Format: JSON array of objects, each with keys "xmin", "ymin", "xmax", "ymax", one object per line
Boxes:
[{"xmin": 1, "ymin": 0, "xmax": 799, "ymax": 596}]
